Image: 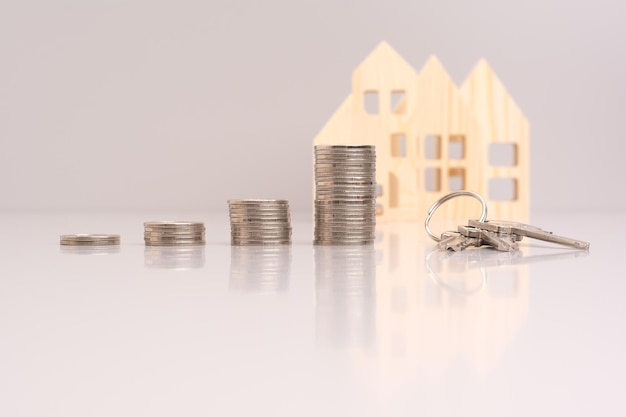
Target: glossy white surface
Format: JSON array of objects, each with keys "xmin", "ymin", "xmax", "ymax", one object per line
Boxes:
[{"xmin": 0, "ymin": 211, "xmax": 622, "ymax": 416}]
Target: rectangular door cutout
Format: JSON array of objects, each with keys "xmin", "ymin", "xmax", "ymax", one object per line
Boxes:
[
  {"xmin": 489, "ymin": 143, "xmax": 517, "ymax": 166},
  {"xmin": 391, "ymin": 134, "xmax": 406, "ymax": 157},
  {"xmin": 424, "ymin": 167, "xmax": 441, "ymax": 191},
  {"xmin": 488, "ymin": 177, "xmax": 518, "ymax": 201},
  {"xmin": 389, "ymin": 173, "xmax": 399, "ymax": 207}
]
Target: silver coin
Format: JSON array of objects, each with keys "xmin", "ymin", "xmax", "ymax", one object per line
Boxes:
[
  {"xmin": 315, "ymin": 161, "xmax": 376, "ymax": 166},
  {"xmin": 231, "ymin": 229, "xmax": 291, "ymax": 234},
  {"xmin": 231, "ymin": 232, "xmax": 291, "ymax": 237},
  {"xmin": 145, "ymin": 240, "xmax": 206, "ymax": 245},
  {"xmin": 144, "ymin": 235, "xmax": 205, "ymax": 240},
  {"xmin": 314, "ymin": 176, "xmax": 376, "ymax": 182},
  {"xmin": 144, "ymin": 234, "xmax": 205, "ymax": 239},
  {"xmin": 144, "ymin": 221, "xmax": 204, "ymax": 227},
  {"xmin": 144, "ymin": 230, "xmax": 205, "ymax": 236},
  {"xmin": 314, "ymin": 146, "xmax": 375, "ymax": 151},
  {"xmin": 316, "ymin": 188, "xmax": 377, "ymax": 194},
  {"xmin": 229, "ymin": 218, "xmax": 291, "ymax": 224},
  {"xmin": 314, "ymin": 205, "xmax": 375, "ymax": 210},
  {"xmin": 315, "ymin": 165, "xmax": 375, "ymax": 169},
  {"xmin": 313, "ymin": 231, "xmax": 375, "ymax": 236},
  {"xmin": 315, "ymin": 180, "xmax": 376, "ymax": 186},
  {"xmin": 231, "ymin": 236, "xmax": 292, "ymax": 242},
  {"xmin": 229, "ymin": 211, "xmax": 290, "ymax": 216},
  {"xmin": 315, "ymin": 192, "xmax": 377, "ymax": 198},
  {"xmin": 315, "ymin": 224, "xmax": 376, "ymax": 229},
  {"xmin": 313, "ymin": 240, "xmax": 374, "ymax": 246},
  {"xmin": 315, "ymin": 174, "xmax": 376, "ymax": 180},
  {"xmin": 315, "ymin": 158, "xmax": 376, "ymax": 164},
  {"xmin": 315, "ymin": 217, "xmax": 375, "ymax": 223},
  {"xmin": 144, "ymin": 230, "xmax": 205, "ymax": 235},
  {"xmin": 144, "ymin": 240, "xmax": 205, "ymax": 245},
  {"xmin": 314, "ymin": 231, "xmax": 376, "ymax": 237},
  {"xmin": 228, "ymin": 199, "xmax": 289, "ymax": 205},
  {"xmin": 231, "ymin": 223, "xmax": 291, "ymax": 229},
  {"xmin": 60, "ymin": 241, "xmax": 121, "ymax": 246},
  {"xmin": 229, "ymin": 206, "xmax": 290, "ymax": 210},
  {"xmin": 314, "ymin": 218, "xmax": 376, "ymax": 224},
  {"xmin": 315, "ymin": 200, "xmax": 375, "ymax": 206},
  {"xmin": 228, "ymin": 211, "xmax": 290, "ymax": 217},
  {"xmin": 231, "ymin": 241, "xmax": 291, "ymax": 245}
]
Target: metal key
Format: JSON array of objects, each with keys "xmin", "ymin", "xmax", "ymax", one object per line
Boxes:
[
  {"xmin": 438, "ymin": 231, "xmax": 479, "ymax": 252},
  {"xmin": 468, "ymin": 220, "xmax": 590, "ymax": 250},
  {"xmin": 458, "ymin": 225, "xmax": 518, "ymax": 252}
]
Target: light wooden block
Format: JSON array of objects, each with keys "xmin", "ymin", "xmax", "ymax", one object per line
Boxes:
[{"xmin": 313, "ymin": 42, "xmax": 530, "ymax": 223}]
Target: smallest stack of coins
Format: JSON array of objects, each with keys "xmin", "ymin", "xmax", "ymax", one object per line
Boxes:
[
  {"xmin": 144, "ymin": 221, "xmax": 205, "ymax": 246},
  {"xmin": 60, "ymin": 234, "xmax": 120, "ymax": 246},
  {"xmin": 228, "ymin": 199, "xmax": 292, "ymax": 245}
]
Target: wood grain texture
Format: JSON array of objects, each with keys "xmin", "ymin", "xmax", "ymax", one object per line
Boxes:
[{"xmin": 313, "ymin": 42, "xmax": 529, "ymax": 224}]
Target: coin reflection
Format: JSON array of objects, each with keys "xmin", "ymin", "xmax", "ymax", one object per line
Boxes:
[
  {"xmin": 314, "ymin": 245, "xmax": 376, "ymax": 349},
  {"xmin": 144, "ymin": 245, "xmax": 205, "ymax": 270},
  {"xmin": 60, "ymin": 245, "xmax": 120, "ymax": 255},
  {"xmin": 229, "ymin": 246, "xmax": 291, "ymax": 294}
]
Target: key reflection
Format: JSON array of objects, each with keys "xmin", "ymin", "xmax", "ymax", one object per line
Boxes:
[
  {"xmin": 314, "ymin": 245, "xmax": 376, "ymax": 349},
  {"xmin": 349, "ymin": 222, "xmax": 533, "ymax": 384},
  {"xmin": 229, "ymin": 246, "xmax": 291, "ymax": 294},
  {"xmin": 144, "ymin": 245, "xmax": 205, "ymax": 270}
]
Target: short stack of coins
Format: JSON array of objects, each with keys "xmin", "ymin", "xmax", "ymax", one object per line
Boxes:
[
  {"xmin": 314, "ymin": 145, "xmax": 376, "ymax": 245},
  {"xmin": 144, "ymin": 221, "xmax": 205, "ymax": 246},
  {"xmin": 228, "ymin": 199, "xmax": 292, "ymax": 245},
  {"xmin": 60, "ymin": 234, "xmax": 120, "ymax": 246}
]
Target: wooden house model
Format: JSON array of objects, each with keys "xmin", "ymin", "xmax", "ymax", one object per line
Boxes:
[{"xmin": 313, "ymin": 42, "xmax": 529, "ymax": 222}]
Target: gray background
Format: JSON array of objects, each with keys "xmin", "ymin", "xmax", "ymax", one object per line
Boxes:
[{"xmin": 1, "ymin": 0, "xmax": 624, "ymax": 211}]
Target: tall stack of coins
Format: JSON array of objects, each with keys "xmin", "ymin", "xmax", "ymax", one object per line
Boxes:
[
  {"xmin": 144, "ymin": 221, "xmax": 205, "ymax": 246},
  {"xmin": 228, "ymin": 199, "xmax": 292, "ymax": 245},
  {"xmin": 314, "ymin": 145, "xmax": 376, "ymax": 245}
]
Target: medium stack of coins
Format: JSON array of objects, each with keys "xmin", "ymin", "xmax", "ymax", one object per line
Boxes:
[
  {"xmin": 60, "ymin": 234, "xmax": 120, "ymax": 246},
  {"xmin": 228, "ymin": 199, "xmax": 292, "ymax": 245},
  {"xmin": 144, "ymin": 221, "xmax": 205, "ymax": 246},
  {"xmin": 314, "ymin": 145, "xmax": 376, "ymax": 245}
]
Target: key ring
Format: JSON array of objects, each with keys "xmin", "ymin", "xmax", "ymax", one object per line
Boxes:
[{"xmin": 425, "ymin": 191, "xmax": 488, "ymax": 242}]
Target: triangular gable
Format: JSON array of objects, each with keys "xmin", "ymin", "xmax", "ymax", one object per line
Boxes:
[
  {"xmin": 460, "ymin": 59, "xmax": 528, "ymax": 142},
  {"xmin": 415, "ymin": 55, "xmax": 475, "ymax": 136}
]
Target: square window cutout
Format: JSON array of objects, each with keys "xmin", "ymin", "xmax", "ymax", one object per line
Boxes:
[
  {"xmin": 448, "ymin": 168, "xmax": 465, "ymax": 191},
  {"xmin": 391, "ymin": 90, "xmax": 406, "ymax": 114},
  {"xmin": 489, "ymin": 143, "xmax": 517, "ymax": 166},
  {"xmin": 424, "ymin": 135, "xmax": 441, "ymax": 160},
  {"xmin": 391, "ymin": 134, "xmax": 406, "ymax": 157},
  {"xmin": 425, "ymin": 167, "xmax": 441, "ymax": 191},
  {"xmin": 449, "ymin": 135, "xmax": 465, "ymax": 159},
  {"xmin": 363, "ymin": 91, "xmax": 379, "ymax": 114},
  {"xmin": 488, "ymin": 178, "xmax": 518, "ymax": 201}
]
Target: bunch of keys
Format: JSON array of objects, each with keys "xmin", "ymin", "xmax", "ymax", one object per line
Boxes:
[{"xmin": 425, "ymin": 191, "xmax": 590, "ymax": 252}]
